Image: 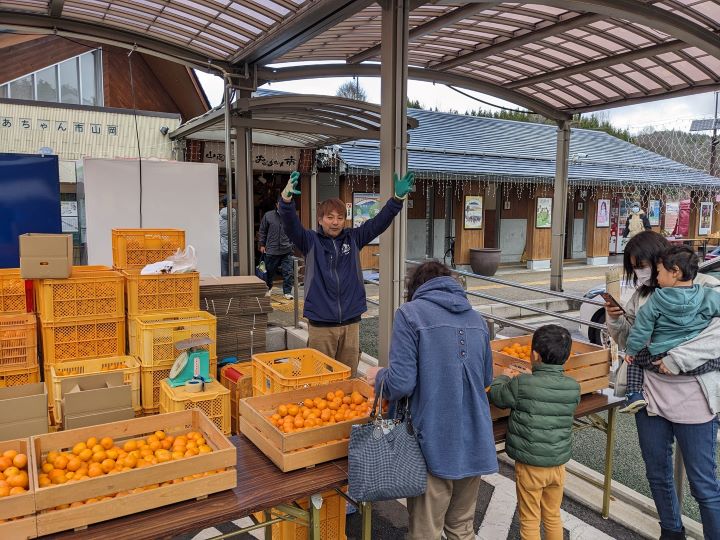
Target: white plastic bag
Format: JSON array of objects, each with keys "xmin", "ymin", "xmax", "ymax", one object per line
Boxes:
[
  {"xmin": 168, "ymin": 245, "xmax": 197, "ymax": 274},
  {"xmin": 140, "ymin": 261, "xmax": 174, "ymax": 275}
]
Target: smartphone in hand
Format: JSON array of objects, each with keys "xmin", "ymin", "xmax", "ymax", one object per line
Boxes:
[{"xmin": 600, "ymin": 292, "xmax": 625, "ymax": 314}]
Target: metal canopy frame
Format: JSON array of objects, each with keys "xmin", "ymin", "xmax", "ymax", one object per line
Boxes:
[
  {"xmin": 3, "ymin": 1, "xmax": 720, "ymax": 117},
  {"xmin": 169, "ymin": 94, "xmax": 418, "ymax": 147}
]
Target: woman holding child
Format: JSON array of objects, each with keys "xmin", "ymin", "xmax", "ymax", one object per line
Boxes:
[
  {"xmin": 366, "ymin": 261, "xmax": 497, "ymax": 540},
  {"xmin": 606, "ymin": 231, "xmax": 720, "ymax": 540}
]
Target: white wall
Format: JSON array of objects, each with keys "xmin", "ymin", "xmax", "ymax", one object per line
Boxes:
[
  {"xmin": 83, "ymin": 159, "xmax": 220, "ymax": 276},
  {"xmin": 499, "ymin": 219, "xmax": 527, "ymax": 262}
]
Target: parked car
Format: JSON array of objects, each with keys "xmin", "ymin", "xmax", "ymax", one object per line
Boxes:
[
  {"xmin": 580, "ymin": 256, "xmax": 720, "ymax": 345},
  {"xmin": 705, "ymin": 246, "xmax": 720, "ymax": 261}
]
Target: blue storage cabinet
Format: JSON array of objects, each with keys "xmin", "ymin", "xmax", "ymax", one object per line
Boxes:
[{"xmin": 0, "ymin": 153, "xmax": 61, "ymax": 268}]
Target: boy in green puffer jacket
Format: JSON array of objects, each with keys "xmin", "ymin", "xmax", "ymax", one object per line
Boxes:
[{"xmin": 489, "ymin": 325, "xmax": 580, "ymax": 540}]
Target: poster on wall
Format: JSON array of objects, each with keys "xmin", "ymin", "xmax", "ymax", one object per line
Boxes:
[
  {"xmin": 664, "ymin": 201, "xmax": 680, "ymax": 235},
  {"xmin": 353, "ymin": 192, "xmax": 381, "ymax": 245},
  {"xmin": 648, "ymin": 200, "xmax": 661, "ymax": 226},
  {"xmin": 699, "ymin": 202, "xmax": 713, "ymax": 235},
  {"xmin": 463, "ymin": 195, "xmax": 483, "ymax": 229},
  {"xmin": 596, "ymin": 199, "xmax": 610, "ymax": 228},
  {"xmin": 535, "ymin": 197, "xmax": 552, "ymax": 228}
]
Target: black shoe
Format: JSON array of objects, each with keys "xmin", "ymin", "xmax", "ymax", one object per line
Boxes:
[{"xmin": 659, "ymin": 526, "xmax": 686, "ymax": 540}]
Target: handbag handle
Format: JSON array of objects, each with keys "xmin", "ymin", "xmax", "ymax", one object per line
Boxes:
[{"xmin": 370, "ymin": 379, "xmax": 385, "ymax": 421}]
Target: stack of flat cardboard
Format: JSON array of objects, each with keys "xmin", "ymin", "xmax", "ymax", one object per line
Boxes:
[
  {"xmin": 200, "ymin": 276, "xmax": 272, "ymax": 362},
  {"xmin": 0, "ymin": 383, "xmax": 48, "ymax": 439}
]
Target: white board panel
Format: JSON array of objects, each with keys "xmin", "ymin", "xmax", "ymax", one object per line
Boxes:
[
  {"xmin": 499, "ymin": 219, "xmax": 527, "ymax": 262},
  {"xmin": 84, "ymin": 159, "xmax": 141, "ymax": 267},
  {"xmin": 83, "ymin": 159, "xmax": 220, "ymax": 276},
  {"xmin": 141, "ymin": 161, "xmax": 220, "ymax": 276}
]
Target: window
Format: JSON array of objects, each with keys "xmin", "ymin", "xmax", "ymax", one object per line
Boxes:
[
  {"xmin": 59, "ymin": 58, "xmax": 80, "ymax": 104},
  {"xmin": 36, "ymin": 66, "xmax": 58, "ymax": 102},
  {"xmin": 1, "ymin": 50, "xmax": 103, "ymax": 106},
  {"xmin": 9, "ymin": 75, "xmax": 33, "ymax": 100}
]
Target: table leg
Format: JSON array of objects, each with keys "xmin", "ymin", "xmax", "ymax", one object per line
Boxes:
[
  {"xmin": 360, "ymin": 501, "xmax": 372, "ymax": 540},
  {"xmin": 264, "ymin": 510, "xmax": 273, "ymax": 540},
  {"xmin": 309, "ymin": 494, "xmax": 321, "ymax": 540},
  {"xmin": 602, "ymin": 407, "xmax": 618, "ymax": 519}
]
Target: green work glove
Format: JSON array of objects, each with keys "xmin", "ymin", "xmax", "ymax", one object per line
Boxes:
[
  {"xmin": 394, "ymin": 171, "xmax": 415, "ymax": 200},
  {"xmin": 281, "ymin": 171, "xmax": 301, "ymax": 201}
]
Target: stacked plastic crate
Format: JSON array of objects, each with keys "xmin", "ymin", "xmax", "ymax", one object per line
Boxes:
[
  {"xmin": 112, "ymin": 229, "xmax": 216, "ymax": 415},
  {"xmin": 0, "ymin": 269, "xmax": 39, "ymax": 387},
  {"xmin": 35, "ymin": 266, "xmax": 126, "ymax": 418}
]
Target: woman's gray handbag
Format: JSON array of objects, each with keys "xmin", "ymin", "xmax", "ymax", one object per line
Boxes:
[{"xmin": 348, "ymin": 381, "xmax": 427, "ymax": 502}]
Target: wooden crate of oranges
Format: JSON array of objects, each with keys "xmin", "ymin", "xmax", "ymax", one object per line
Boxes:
[
  {"xmin": 239, "ymin": 379, "xmax": 374, "ymax": 472},
  {"xmin": 29, "ymin": 410, "xmax": 236, "ymax": 536},
  {"xmin": 490, "ymin": 335, "xmax": 610, "ymax": 393},
  {"xmin": 0, "ymin": 438, "xmax": 37, "ymax": 539}
]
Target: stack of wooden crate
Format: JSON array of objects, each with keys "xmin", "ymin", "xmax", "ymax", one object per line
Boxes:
[
  {"xmin": 0, "ymin": 269, "xmax": 39, "ymax": 388},
  {"xmin": 112, "ymin": 228, "xmax": 216, "ymax": 415},
  {"xmin": 35, "ymin": 266, "xmax": 126, "ymax": 419}
]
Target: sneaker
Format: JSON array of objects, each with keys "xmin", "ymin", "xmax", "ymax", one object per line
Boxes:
[
  {"xmin": 283, "ymin": 293, "xmax": 294, "ymax": 300},
  {"xmin": 264, "ymin": 289, "xmax": 272, "ymax": 297},
  {"xmin": 619, "ymin": 392, "xmax": 647, "ymax": 414}
]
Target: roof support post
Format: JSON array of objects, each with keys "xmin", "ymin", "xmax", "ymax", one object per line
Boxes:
[
  {"xmin": 378, "ymin": 0, "xmax": 410, "ymax": 366},
  {"xmin": 224, "ymin": 81, "xmax": 235, "ymax": 276},
  {"xmin": 551, "ymin": 120, "xmax": 571, "ymax": 292},
  {"xmin": 231, "ymin": 90, "xmax": 255, "ymax": 276}
]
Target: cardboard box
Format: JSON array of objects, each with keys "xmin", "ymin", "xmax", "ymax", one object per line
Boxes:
[
  {"xmin": 61, "ymin": 371, "xmax": 132, "ymax": 418},
  {"xmin": 64, "ymin": 407, "xmax": 135, "ymax": 430},
  {"xmin": 19, "ymin": 233, "xmax": 73, "ymax": 278},
  {"xmin": 0, "ymin": 383, "xmax": 48, "ymax": 439}
]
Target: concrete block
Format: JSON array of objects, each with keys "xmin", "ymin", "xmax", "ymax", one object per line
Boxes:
[
  {"xmin": 526, "ymin": 259, "xmax": 550, "ymax": 270},
  {"xmin": 265, "ymin": 326, "xmax": 287, "ymax": 352},
  {"xmin": 587, "ymin": 256, "xmax": 609, "ymax": 266},
  {"xmin": 285, "ymin": 326, "xmax": 309, "ymax": 349}
]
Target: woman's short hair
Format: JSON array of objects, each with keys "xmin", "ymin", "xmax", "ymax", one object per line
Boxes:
[
  {"xmin": 317, "ymin": 198, "xmax": 346, "ymax": 220},
  {"xmin": 406, "ymin": 261, "xmax": 452, "ymax": 302},
  {"xmin": 623, "ymin": 231, "xmax": 670, "ymax": 297}
]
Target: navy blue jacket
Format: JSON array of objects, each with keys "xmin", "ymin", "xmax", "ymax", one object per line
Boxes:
[
  {"xmin": 278, "ymin": 197, "xmax": 403, "ymax": 324},
  {"xmin": 375, "ymin": 277, "xmax": 498, "ymax": 479}
]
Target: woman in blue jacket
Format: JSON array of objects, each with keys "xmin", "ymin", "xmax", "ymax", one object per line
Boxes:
[{"xmin": 367, "ymin": 261, "xmax": 498, "ymax": 540}]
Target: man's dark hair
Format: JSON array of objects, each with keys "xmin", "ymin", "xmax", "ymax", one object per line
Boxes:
[
  {"xmin": 405, "ymin": 261, "xmax": 452, "ymax": 302},
  {"xmin": 660, "ymin": 245, "xmax": 699, "ymax": 281},
  {"xmin": 531, "ymin": 324, "xmax": 572, "ymax": 365},
  {"xmin": 623, "ymin": 231, "xmax": 670, "ymax": 297}
]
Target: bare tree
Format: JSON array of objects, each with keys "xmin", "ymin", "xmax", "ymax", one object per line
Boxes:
[{"xmin": 336, "ymin": 79, "xmax": 368, "ymax": 102}]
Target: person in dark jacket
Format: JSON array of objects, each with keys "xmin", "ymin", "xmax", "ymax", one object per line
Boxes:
[
  {"xmin": 623, "ymin": 202, "xmax": 652, "ymax": 239},
  {"xmin": 366, "ymin": 261, "xmax": 498, "ymax": 540},
  {"xmin": 489, "ymin": 325, "xmax": 580, "ymax": 540},
  {"xmin": 258, "ymin": 198, "xmax": 294, "ymax": 299},
  {"xmin": 279, "ymin": 170, "xmax": 414, "ymax": 376}
]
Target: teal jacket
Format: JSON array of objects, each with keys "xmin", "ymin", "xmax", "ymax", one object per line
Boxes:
[
  {"xmin": 489, "ymin": 364, "xmax": 580, "ymax": 467},
  {"xmin": 626, "ymin": 284, "xmax": 720, "ymax": 356}
]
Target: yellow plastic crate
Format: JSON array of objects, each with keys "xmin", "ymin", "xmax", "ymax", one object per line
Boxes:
[
  {"xmin": 0, "ymin": 269, "xmax": 26, "ymax": 314},
  {"xmin": 255, "ymin": 488, "xmax": 347, "ymax": 540},
  {"xmin": 141, "ymin": 357, "xmax": 217, "ymax": 413},
  {"xmin": 251, "ymin": 348, "xmax": 350, "ymax": 397},
  {"xmin": 130, "ymin": 311, "xmax": 217, "ymax": 368},
  {"xmin": 112, "ymin": 228, "xmax": 185, "ymax": 271},
  {"xmin": 0, "ymin": 366, "xmax": 40, "ymax": 388},
  {"xmin": 159, "ymin": 379, "xmax": 230, "ymax": 435},
  {"xmin": 40, "ymin": 317, "xmax": 126, "ymax": 364},
  {"xmin": 50, "ymin": 356, "xmax": 141, "ymax": 424},
  {"xmin": 0, "ymin": 313, "xmax": 38, "ymax": 372},
  {"xmin": 35, "ymin": 268, "xmax": 124, "ymax": 323},
  {"xmin": 124, "ymin": 271, "xmax": 199, "ymax": 316}
]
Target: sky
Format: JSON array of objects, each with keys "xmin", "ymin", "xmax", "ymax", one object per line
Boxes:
[{"xmin": 195, "ymin": 69, "xmax": 720, "ymax": 135}]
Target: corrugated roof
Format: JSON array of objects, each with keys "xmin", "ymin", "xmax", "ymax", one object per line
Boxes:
[{"xmin": 339, "ymin": 108, "xmax": 719, "ymax": 188}]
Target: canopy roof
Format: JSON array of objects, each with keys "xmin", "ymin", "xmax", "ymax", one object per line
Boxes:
[
  {"xmin": 170, "ymin": 92, "xmax": 418, "ymax": 147},
  {"xmin": 339, "ymin": 107, "xmax": 719, "ymax": 188},
  {"xmin": 3, "ymin": 1, "xmax": 720, "ymax": 120}
]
